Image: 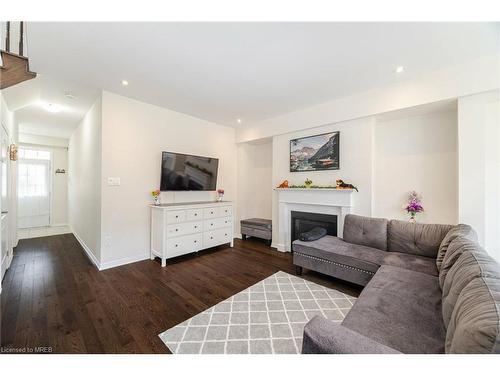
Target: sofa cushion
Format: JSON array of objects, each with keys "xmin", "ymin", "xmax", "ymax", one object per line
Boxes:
[
  {"xmin": 439, "ymin": 237, "xmax": 481, "ymax": 289},
  {"xmin": 293, "ymin": 236, "xmax": 386, "ymax": 271},
  {"xmin": 445, "ymin": 276, "xmax": 500, "ymax": 353},
  {"xmin": 441, "ymin": 250, "xmax": 500, "ymax": 329},
  {"xmin": 388, "ymin": 220, "xmax": 453, "ymax": 258},
  {"xmin": 382, "ymin": 252, "xmax": 438, "ymax": 276},
  {"xmin": 293, "ymin": 236, "xmax": 387, "ymax": 286},
  {"xmin": 343, "ymin": 214, "xmax": 389, "ymax": 251},
  {"xmin": 342, "ymin": 265, "xmax": 445, "ymax": 353},
  {"xmin": 436, "ymin": 224, "xmax": 477, "ymax": 272}
]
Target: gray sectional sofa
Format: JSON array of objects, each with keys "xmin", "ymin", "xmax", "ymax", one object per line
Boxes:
[{"xmin": 292, "ymin": 214, "xmax": 500, "ymax": 354}]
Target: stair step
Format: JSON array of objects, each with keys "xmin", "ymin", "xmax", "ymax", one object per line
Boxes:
[{"xmin": 0, "ymin": 50, "xmax": 37, "ymax": 90}]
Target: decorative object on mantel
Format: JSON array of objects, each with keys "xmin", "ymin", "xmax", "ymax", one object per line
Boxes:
[
  {"xmin": 290, "ymin": 131, "xmax": 340, "ymax": 172},
  {"xmin": 404, "ymin": 191, "xmax": 424, "ymax": 222},
  {"xmin": 55, "ymin": 168, "xmax": 66, "ymax": 174},
  {"xmin": 216, "ymin": 188, "xmax": 224, "ymax": 202},
  {"xmin": 335, "ymin": 179, "xmax": 358, "ymax": 192},
  {"xmin": 275, "ymin": 179, "xmax": 358, "ymax": 191},
  {"xmin": 151, "ymin": 189, "xmax": 161, "ymax": 206},
  {"xmin": 9, "ymin": 144, "xmax": 17, "ymax": 161},
  {"xmin": 277, "ymin": 180, "xmax": 289, "ymax": 188}
]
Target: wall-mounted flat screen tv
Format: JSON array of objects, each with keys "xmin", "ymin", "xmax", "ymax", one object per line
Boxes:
[{"xmin": 160, "ymin": 151, "xmax": 219, "ymax": 191}]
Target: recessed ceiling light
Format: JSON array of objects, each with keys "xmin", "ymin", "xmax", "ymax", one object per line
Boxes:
[
  {"xmin": 237, "ymin": 119, "xmax": 242, "ymax": 124},
  {"xmin": 121, "ymin": 80, "xmax": 129, "ymax": 86},
  {"xmin": 395, "ymin": 66, "xmax": 405, "ymax": 74},
  {"xmin": 64, "ymin": 93, "xmax": 77, "ymax": 100}
]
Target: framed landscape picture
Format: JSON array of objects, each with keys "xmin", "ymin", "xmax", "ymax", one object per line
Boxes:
[{"xmin": 290, "ymin": 131, "xmax": 340, "ymax": 172}]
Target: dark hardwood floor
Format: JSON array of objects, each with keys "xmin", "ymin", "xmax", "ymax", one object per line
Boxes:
[{"xmin": 0, "ymin": 234, "xmax": 361, "ymax": 353}]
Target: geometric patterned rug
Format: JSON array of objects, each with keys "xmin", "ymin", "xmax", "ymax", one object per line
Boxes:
[{"xmin": 159, "ymin": 271, "xmax": 357, "ymax": 354}]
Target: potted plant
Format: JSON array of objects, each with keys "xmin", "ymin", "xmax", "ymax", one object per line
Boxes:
[
  {"xmin": 151, "ymin": 189, "xmax": 161, "ymax": 206},
  {"xmin": 404, "ymin": 191, "xmax": 424, "ymax": 222},
  {"xmin": 304, "ymin": 178, "xmax": 313, "ymax": 188},
  {"xmin": 217, "ymin": 188, "xmax": 225, "ymax": 202}
]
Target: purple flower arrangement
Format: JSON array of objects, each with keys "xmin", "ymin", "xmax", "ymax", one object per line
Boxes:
[{"xmin": 405, "ymin": 191, "xmax": 424, "ymax": 222}]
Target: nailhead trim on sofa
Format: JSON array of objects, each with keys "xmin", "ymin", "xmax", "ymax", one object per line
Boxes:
[{"xmin": 294, "ymin": 251, "xmax": 376, "ymax": 275}]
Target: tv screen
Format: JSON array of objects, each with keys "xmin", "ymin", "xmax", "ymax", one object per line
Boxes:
[{"xmin": 160, "ymin": 152, "xmax": 219, "ymax": 191}]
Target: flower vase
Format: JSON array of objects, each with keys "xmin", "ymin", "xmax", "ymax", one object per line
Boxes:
[
  {"xmin": 409, "ymin": 213, "xmax": 416, "ymax": 223},
  {"xmin": 154, "ymin": 196, "xmax": 161, "ymax": 206},
  {"xmin": 216, "ymin": 195, "xmax": 223, "ymax": 202}
]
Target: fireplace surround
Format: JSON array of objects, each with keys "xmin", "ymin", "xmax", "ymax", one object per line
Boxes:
[{"xmin": 275, "ymin": 188, "xmax": 355, "ymax": 252}]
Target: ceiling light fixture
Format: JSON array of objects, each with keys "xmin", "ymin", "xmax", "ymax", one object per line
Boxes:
[
  {"xmin": 237, "ymin": 119, "xmax": 242, "ymax": 124},
  {"xmin": 65, "ymin": 93, "xmax": 77, "ymax": 100},
  {"xmin": 121, "ymin": 80, "xmax": 129, "ymax": 86},
  {"xmin": 41, "ymin": 102, "xmax": 61, "ymax": 113},
  {"xmin": 395, "ymin": 66, "xmax": 405, "ymax": 74}
]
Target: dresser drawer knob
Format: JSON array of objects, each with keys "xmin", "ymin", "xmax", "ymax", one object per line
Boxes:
[
  {"xmin": 175, "ymin": 244, "xmax": 178, "ymax": 247},
  {"xmin": 175, "ymin": 215, "xmax": 179, "ymax": 218},
  {"xmin": 210, "ymin": 236, "xmax": 213, "ymax": 240},
  {"xmin": 194, "ymin": 213, "xmax": 198, "ymax": 216},
  {"xmin": 175, "ymin": 229, "xmax": 178, "ymax": 232},
  {"xmin": 194, "ymin": 240, "xmax": 197, "ymax": 243},
  {"xmin": 194, "ymin": 226, "xmax": 197, "ymax": 229}
]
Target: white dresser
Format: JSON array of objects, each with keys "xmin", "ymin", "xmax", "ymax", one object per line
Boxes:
[{"xmin": 150, "ymin": 201, "xmax": 234, "ymax": 266}]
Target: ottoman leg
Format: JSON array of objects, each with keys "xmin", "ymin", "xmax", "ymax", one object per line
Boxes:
[
  {"xmin": 295, "ymin": 265, "xmax": 303, "ymax": 276},
  {"xmin": 242, "ymin": 234, "xmax": 247, "ymax": 240},
  {"xmin": 266, "ymin": 239, "xmax": 272, "ymax": 247}
]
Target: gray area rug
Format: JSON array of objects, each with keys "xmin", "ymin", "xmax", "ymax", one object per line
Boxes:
[{"xmin": 159, "ymin": 271, "xmax": 356, "ymax": 354}]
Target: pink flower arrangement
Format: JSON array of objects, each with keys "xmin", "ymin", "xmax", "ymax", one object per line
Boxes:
[
  {"xmin": 217, "ymin": 188, "xmax": 224, "ymax": 202},
  {"xmin": 405, "ymin": 191, "xmax": 424, "ymax": 221},
  {"xmin": 151, "ymin": 189, "xmax": 160, "ymax": 197}
]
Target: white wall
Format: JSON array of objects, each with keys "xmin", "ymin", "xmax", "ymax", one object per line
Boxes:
[
  {"xmin": 99, "ymin": 91, "xmax": 237, "ymax": 268},
  {"xmin": 271, "ymin": 117, "xmax": 375, "ymax": 246},
  {"xmin": 236, "ymin": 140, "xmax": 273, "ymax": 234},
  {"xmin": 268, "ymin": 108, "xmax": 460, "ymax": 247},
  {"xmin": 374, "ymin": 110, "xmax": 458, "ymax": 224},
  {"xmin": 458, "ymin": 90, "xmax": 500, "ymax": 259},
  {"xmin": 68, "ymin": 96, "xmax": 102, "ymax": 265},
  {"xmin": 19, "ymin": 133, "xmax": 69, "ymax": 226}
]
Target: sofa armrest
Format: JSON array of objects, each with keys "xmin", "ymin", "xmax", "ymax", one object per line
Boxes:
[{"xmin": 302, "ymin": 316, "xmax": 400, "ymax": 354}]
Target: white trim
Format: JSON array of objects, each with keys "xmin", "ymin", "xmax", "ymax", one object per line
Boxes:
[
  {"xmin": 71, "ymin": 227, "xmax": 100, "ymax": 269},
  {"xmin": 99, "ymin": 253, "xmax": 150, "ymax": 271},
  {"xmin": 50, "ymin": 222, "xmax": 69, "ymax": 227}
]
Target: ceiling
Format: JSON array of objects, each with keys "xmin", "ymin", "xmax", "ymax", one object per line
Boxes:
[
  {"xmin": 2, "ymin": 74, "xmax": 99, "ymax": 138},
  {"xmin": 3, "ymin": 22, "xmax": 500, "ymax": 136}
]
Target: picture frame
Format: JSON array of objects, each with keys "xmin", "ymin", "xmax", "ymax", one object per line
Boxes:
[{"xmin": 290, "ymin": 131, "xmax": 340, "ymax": 172}]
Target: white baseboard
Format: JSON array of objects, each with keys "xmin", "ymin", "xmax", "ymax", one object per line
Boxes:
[
  {"xmin": 50, "ymin": 223, "xmax": 69, "ymax": 227},
  {"xmin": 71, "ymin": 227, "xmax": 101, "ymax": 269},
  {"xmin": 99, "ymin": 253, "xmax": 150, "ymax": 271},
  {"xmin": 274, "ymin": 243, "xmax": 286, "ymax": 252}
]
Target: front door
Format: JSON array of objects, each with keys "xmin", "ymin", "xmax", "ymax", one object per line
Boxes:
[{"xmin": 17, "ymin": 147, "xmax": 51, "ymax": 228}]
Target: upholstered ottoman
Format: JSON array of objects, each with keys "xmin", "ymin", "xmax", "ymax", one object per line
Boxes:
[{"xmin": 241, "ymin": 218, "xmax": 272, "ymax": 246}]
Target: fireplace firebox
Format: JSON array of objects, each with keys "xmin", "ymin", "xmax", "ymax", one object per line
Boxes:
[{"xmin": 291, "ymin": 211, "xmax": 337, "ymax": 250}]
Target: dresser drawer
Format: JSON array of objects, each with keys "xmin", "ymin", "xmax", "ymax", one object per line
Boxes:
[
  {"xmin": 166, "ymin": 233, "xmax": 203, "ymax": 257},
  {"xmin": 218, "ymin": 205, "xmax": 233, "ymax": 217},
  {"xmin": 166, "ymin": 210, "xmax": 186, "ymax": 223},
  {"xmin": 203, "ymin": 228, "xmax": 232, "ymax": 248},
  {"xmin": 203, "ymin": 207, "xmax": 218, "ymax": 219},
  {"xmin": 204, "ymin": 216, "xmax": 232, "ymax": 231},
  {"xmin": 166, "ymin": 221, "xmax": 203, "ymax": 237},
  {"xmin": 186, "ymin": 209, "xmax": 203, "ymax": 221}
]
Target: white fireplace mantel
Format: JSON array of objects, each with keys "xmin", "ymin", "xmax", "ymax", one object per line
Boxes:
[{"xmin": 274, "ymin": 188, "xmax": 355, "ymax": 252}]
